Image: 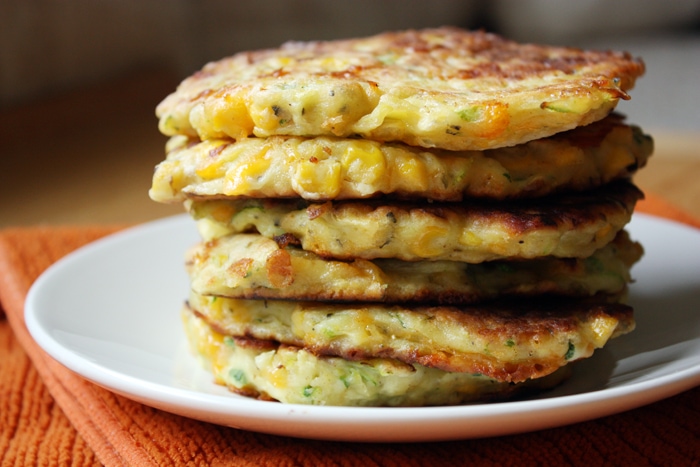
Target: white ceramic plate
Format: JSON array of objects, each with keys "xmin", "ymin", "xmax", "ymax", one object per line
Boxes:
[{"xmin": 25, "ymin": 213, "xmax": 700, "ymax": 442}]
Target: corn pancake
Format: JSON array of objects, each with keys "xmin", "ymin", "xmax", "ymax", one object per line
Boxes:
[
  {"xmin": 156, "ymin": 28, "xmax": 644, "ymax": 151},
  {"xmin": 183, "ymin": 307, "xmax": 573, "ymax": 406},
  {"xmin": 187, "ymin": 180, "xmax": 642, "ymax": 263},
  {"xmin": 187, "ymin": 230, "xmax": 642, "ymax": 304},
  {"xmin": 183, "ymin": 309, "xmax": 573, "ymax": 406},
  {"xmin": 186, "ymin": 291, "xmax": 633, "ymax": 383},
  {"xmin": 150, "ymin": 114, "xmax": 652, "ymax": 203}
]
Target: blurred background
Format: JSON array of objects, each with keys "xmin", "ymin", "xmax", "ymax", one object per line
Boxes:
[{"xmin": 1, "ymin": 0, "xmax": 699, "ymax": 227}]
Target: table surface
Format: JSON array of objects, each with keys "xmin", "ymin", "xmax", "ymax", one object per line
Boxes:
[{"xmin": 1, "ymin": 70, "xmax": 698, "ymax": 228}]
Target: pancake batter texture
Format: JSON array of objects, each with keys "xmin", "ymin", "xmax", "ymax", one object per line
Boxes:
[{"xmin": 150, "ymin": 27, "xmax": 652, "ymax": 406}]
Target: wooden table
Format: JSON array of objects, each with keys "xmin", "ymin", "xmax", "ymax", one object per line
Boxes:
[
  {"xmin": 0, "ymin": 71, "xmax": 183, "ymax": 228},
  {"xmin": 1, "ymin": 70, "xmax": 698, "ymax": 227}
]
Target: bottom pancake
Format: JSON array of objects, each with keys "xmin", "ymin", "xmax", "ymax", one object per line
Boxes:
[
  {"xmin": 187, "ymin": 291, "xmax": 634, "ymax": 383},
  {"xmin": 183, "ymin": 307, "xmax": 573, "ymax": 407}
]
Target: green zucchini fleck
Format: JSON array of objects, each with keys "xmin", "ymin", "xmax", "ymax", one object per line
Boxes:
[
  {"xmin": 540, "ymin": 102, "xmax": 575, "ymax": 113},
  {"xmin": 229, "ymin": 368, "xmax": 247, "ymax": 384},
  {"xmin": 457, "ymin": 107, "xmax": 481, "ymax": 121},
  {"xmin": 564, "ymin": 342, "xmax": 575, "ymax": 360}
]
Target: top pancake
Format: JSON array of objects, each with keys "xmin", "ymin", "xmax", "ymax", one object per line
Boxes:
[{"xmin": 157, "ymin": 27, "xmax": 645, "ymax": 151}]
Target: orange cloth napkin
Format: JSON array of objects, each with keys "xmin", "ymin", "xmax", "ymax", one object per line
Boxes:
[{"xmin": 1, "ymin": 195, "xmax": 699, "ymax": 466}]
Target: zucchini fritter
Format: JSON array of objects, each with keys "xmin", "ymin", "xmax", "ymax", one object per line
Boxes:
[
  {"xmin": 183, "ymin": 307, "xmax": 573, "ymax": 406},
  {"xmin": 187, "ymin": 231, "xmax": 642, "ymax": 304},
  {"xmin": 186, "ymin": 292, "xmax": 634, "ymax": 383},
  {"xmin": 157, "ymin": 28, "xmax": 644, "ymax": 151},
  {"xmin": 188, "ymin": 180, "xmax": 643, "ymax": 262},
  {"xmin": 150, "ymin": 114, "xmax": 652, "ymax": 203}
]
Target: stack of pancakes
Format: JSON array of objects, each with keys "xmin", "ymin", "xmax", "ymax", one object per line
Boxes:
[{"xmin": 149, "ymin": 28, "xmax": 652, "ymax": 406}]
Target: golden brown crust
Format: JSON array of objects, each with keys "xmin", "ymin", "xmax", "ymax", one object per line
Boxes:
[{"xmin": 156, "ymin": 27, "xmax": 645, "ymax": 150}]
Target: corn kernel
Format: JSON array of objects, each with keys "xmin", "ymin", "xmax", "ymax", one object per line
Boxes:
[
  {"xmin": 460, "ymin": 230, "xmax": 483, "ymax": 247},
  {"xmin": 250, "ymin": 105, "xmax": 279, "ymax": 132},
  {"xmin": 589, "ymin": 315, "xmax": 618, "ymax": 345},
  {"xmin": 210, "ymin": 95, "xmax": 255, "ymax": 139},
  {"xmin": 195, "ymin": 143, "xmax": 230, "ymax": 180},
  {"xmin": 273, "ymin": 57, "xmax": 292, "ymax": 67},
  {"xmin": 209, "ymin": 203, "xmax": 235, "ymax": 223},
  {"xmin": 342, "ymin": 141, "xmax": 386, "ymax": 185},
  {"xmin": 395, "ymin": 155, "xmax": 428, "ymax": 190},
  {"xmin": 224, "ymin": 150, "xmax": 272, "ymax": 195},
  {"xmin": 293, "ymin": 158, "xmax": 342, "ymax": 198},
  {"xmin": 266, "ymin": 361, "xmax": 289, "ymax": 389},
  {"xmin": 410, "ymin": 225, "xmax": 448, "ymax": 258}
]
